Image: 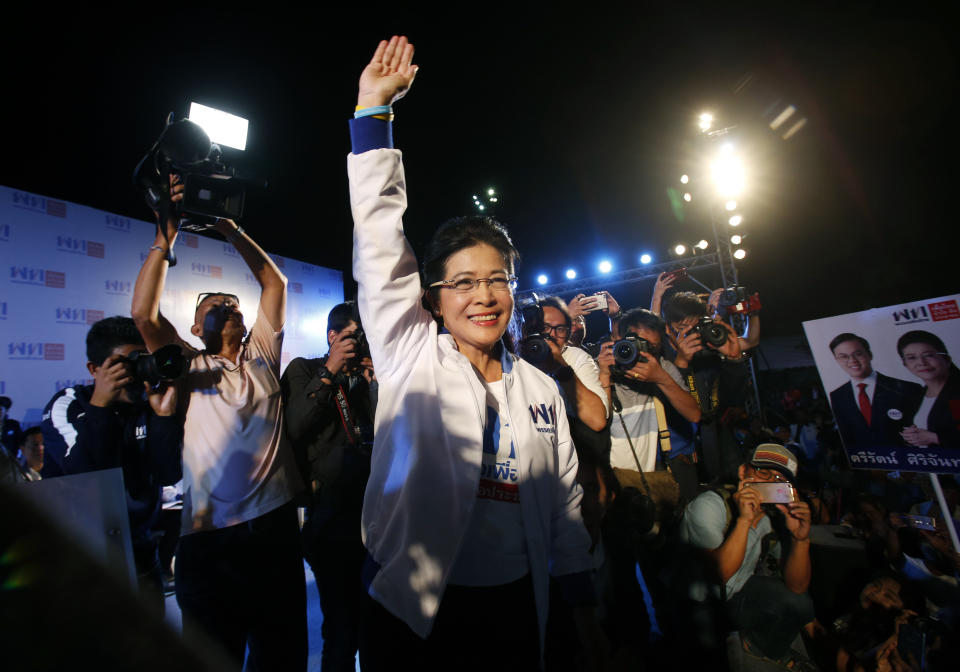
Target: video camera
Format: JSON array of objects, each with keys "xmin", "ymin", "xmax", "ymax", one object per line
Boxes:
[{"xmin": 133, "ymin": 113, "xmax": 265, "ymax": 265}]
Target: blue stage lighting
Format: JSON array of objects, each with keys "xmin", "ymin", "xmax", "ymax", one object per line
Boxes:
[
  {"xmin": 565, "ymin": 269, "xmax": 577, "ymax": 280},
  {"xmin": 640, "ymin": 254, "xmax": 652, "ymax": 265},
  {"xmin": 537, "ymin": 274, "xmax": 548, "ymax": 285},
  {"xmin": 598, "ymin": 260, "xmax": 612, "ymax": 273}
]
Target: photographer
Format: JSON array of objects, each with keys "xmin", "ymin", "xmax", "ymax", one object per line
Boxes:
[
  {"xmin": 40, "ymin": 316, "xmax": 182, "ymax": 608},
  {"xmin": 677, "ymin": 444, "xmax": 814, "ymax": 667},
  {"xmin": 662, "ymin": 290, "xmax": 751, "ymax": 485},
  {"xmin": 132, "ymin": 180, "xmax": 305, "ymax": 668},
  {"xmin": 281, "ymin": 301, "xmax": 376, "ymax": 672},
  {"xmin": 569, "ymin": 290, "xmax": 624, "ymax": 347}
]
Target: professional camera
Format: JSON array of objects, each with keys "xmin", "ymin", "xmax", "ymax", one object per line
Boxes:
[
  {"xmin": 693, "ymin": 317, "xmax": 729, "ymax": 348},
  {"xmin": 133, "ymin": 114, "xmax": 265, "ymax": 264},
  {"xmin": 612, "ymin": 335, "xmax": 654, "ymax": 369},
  {"xmin": 717, "ymin": 286, "xmax": 762, "ymax": 315},
  {"xmin": 342, "ymin": 328, "xmax": 372, "ymax": 373},
  {"xmin": 127, "ymin": 344, "xmax": 186, "ymax": 388},
  {"xmin": 516, "ymin": 295, "xmax": 551, "ymax": 365}
]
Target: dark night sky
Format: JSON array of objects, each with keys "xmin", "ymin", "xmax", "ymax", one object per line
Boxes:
[{"xmin": 3, "ymin": 6, "xmax": 958, "ymax": 338}]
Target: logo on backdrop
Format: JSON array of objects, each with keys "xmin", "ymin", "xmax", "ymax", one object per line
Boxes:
[
  {"xmin": 105, "ymin": 215, "xmax": 133, "ymax": 232},
  {"xmin": 0, "ymin": 381, "xmax": 5, "ymax": 394},
  {"xmin": 191, "ymin": 263, "xmax": 223, "ymax": 278},
  {"xmin": 270, "ymin": 254, "xmax": 285, "ymax": 269},
  {"xmin": 290, "ymin": 282, "xmax": 303, "ymax": 294},
  {"xmin": 0, "ymin": 224, "xmax": 9, "ymax": 242},
  {"xmin": 55, "ymin": 379, "xmax": 93, "ymax": 391},
  {"xmin": 10, "ymin": 267, "xmax": 66, "ymax": 288},
  {"xmin": 180, "ymin": 234, "xmax": 199, "ymax": 249},
  {"xmin": 105, "ymin": 279, "xmax": 132, "ymax": 295},
  {"xmin": 929, "ymin": 299, "xmax": 960, "ymax": 322},
  {"xmin": 245, "ymin": 273, "xmax": 259, "ymax": 286},
  {"xmin": 55, "ymin": 307, "xmax": 105, "ymax": 325},
  {"xmin": 318, "ymin": 286, "xmax": 332, "ymax": 297},
  {"xmin": 222, "ymin": 244, "xmax": 239, "ymax": 257},
  {"xmin": 11, "ymin": 191, "xmax": 66, "ymax": 217},
  {"xmin": 56, "ymin": 236, "xmax": 105, "ymax": 258},
  {"xmin": 0, "ymin": 302, "xmax": 6, "ymax": 320},
  {"xmin": 8, "ymin": 343, "xmax": 65, "ymax": 360},
  {"xmin": 300, "ymin": 263, "xmax": 317, "ymax": 275}
]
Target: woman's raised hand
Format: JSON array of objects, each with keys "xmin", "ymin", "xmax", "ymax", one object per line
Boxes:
[{"xmin": 358, "ymin": 36, "xmax": 418, "ymax": 109}]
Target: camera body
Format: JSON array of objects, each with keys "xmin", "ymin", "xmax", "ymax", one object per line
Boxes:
[
  {"xmin": 613, "ymin": 335, "xmax": 654, "ymax": 369},
  {"xmin": 341, "ymin": 329, "xmax": 372, "ymax": 373},
  {"xmin": 126, "ymin": 344, "xmax": 186, "ymax": 389},
  {"xmin": 719, "ymin": 286, "xmax": 762, "ymax": 315},
  {"xmin": 694, "ymin": 317, "xmax": 728, "ymax": 348},
  {"xmin": 517, "ymin": 297, "xmax": 552, "ymax": 365}
]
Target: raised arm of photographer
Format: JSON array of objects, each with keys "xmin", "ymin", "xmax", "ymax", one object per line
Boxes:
[
  {"xmin": 213, "ymin": 218, "xmax": 287, "ymax": 332},
  {"xmin": 357, "ymin": 36, "xmax": 418, "ymax": 110},
  {"xmin": 132, "ymin": 178, "xmax": 184, "ymax": 351},
  {"xmin": 650, "ymin": 272, "xmax": 675, "ymax": 315}
]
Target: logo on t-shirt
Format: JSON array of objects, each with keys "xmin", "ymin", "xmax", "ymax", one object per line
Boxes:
[{"xmin": 478, "ymin": 405, "xmax": 520, "ymax": 503}]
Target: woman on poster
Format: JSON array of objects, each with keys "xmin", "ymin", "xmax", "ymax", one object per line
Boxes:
[{"xmin": 898, "ymin": 330, "xmax": 960, "ymax": 448}]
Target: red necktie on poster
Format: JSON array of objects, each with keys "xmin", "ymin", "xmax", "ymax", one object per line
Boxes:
[{"xmin": 858, "ymin": 383, "xmax": 871, "ymax": 426}]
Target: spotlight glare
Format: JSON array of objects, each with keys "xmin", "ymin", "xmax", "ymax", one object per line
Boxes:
[
  {"xmin": 565, "ymin": 269, "xmax": 577, "ymax": 280},
  {"xmin": 537, "ymin": 274, "xmax": 548, "ymax": 285},
  {"xmin": 680, "ymin": 174, "xmax": 689, "ymax": 184},
  {"xmin": 733, "ymin": 248, "xmax": 747, "ymax": 260},
  {"xmin": 725, "ymin": 200, "xmax": 737, "ymax": 211},
  {"xmin": 698, "ymin": 112, "xmax": 713, "ymax": 131},
  {"xmin": 711, "ymin": 148, "xmax": 745, "ymax": 197},
  {"xmin": 728, "ymin": 215, "xmax": 743, "ymax": 226},
  {"xmin": 478, "ymin": 204, "xmax": 485, "ymax": 211},
  {"xmin": 487, "ymin": 188, "xmax": 495, "ymax": 196},
  {"xmin": 683, "ymin": 192, "xmax": 692, "ymax": 202},
  {"xmin": 640, "ymin": 253, "xmax": 652, "ymax": 265},
  {"xmin": 472, "ymin": 195, "xmax": 479, "ymax": 200},
  {"xmin": 696, "ymin": 239, "xmax": 709, "ymax": 250},
  {"xmin": 674, "ymin": 244, "xmax": 687, "ymax": 256},
  {"xmin": 598, "ymin": 260, "xmax": 613, "ymax": 273},
  {"xmin": 730, "ymin": 234, "xmax": 742, "ymax": 245},
  {"xmin": 489, "ymin": 197, "xmax": 498, "ymax": 203},
  {"xmin": 188, "ymin": 102, "xmax": 249, "ymax": 150}
]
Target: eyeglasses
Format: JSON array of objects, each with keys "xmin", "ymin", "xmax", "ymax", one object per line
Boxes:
[
  {"xmin": 902, "ymin": 352, "xmax": 947, "ymax": 364},
  {"xmin": 429, "ymin": 275, "xmax": 517, "ymax": 294},
  {"xmin": 835, "ymin": 351, "xmax": 868, "ymax": 362},
  {"xmin": 751, "ymin": 466, "xmax": 788, "ymax": 482},
  {"xmin": 196, "ymin": 292, "xmax": 240, "ymax": 309},
  {"xmin": 543, "ymin": 323, "xmax": 571, "ymax": 338}
]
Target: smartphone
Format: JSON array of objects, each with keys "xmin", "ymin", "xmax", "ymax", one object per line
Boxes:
[
  {"xmin": 747, "ymin": 481, "xmax": 796, "ymax": 504},
  {"xmin": 579, "ymin": 293, "xmax": 608, "ymax": 312},
  {"xmin": 900, "ymin": 514, "xmax": 937, "ymax": 531},
  {"xmin": 664, "ymin": 268, "xmax": 688, "ymax": 282}
]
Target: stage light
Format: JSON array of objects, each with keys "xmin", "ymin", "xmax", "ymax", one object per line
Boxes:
[
  {"xmin": 730, "ymin": 234, "xmax": 742, "ymax": 245},
  {"xmin": 490, "ymin": 197, "xmax": 498, "ymax": 203},
  {"xmin": 537, "ymin": 274, "xmax": 549, "ymax": 285},
  {"xmin": 733, "ymin": 248, "xmax": 747, "ymax": 260},
  {"xmin": 698, "ymin": 112, "xmax": 713, "ymax": 131},
  {"xmin": 725, "ymin": 200, "xmax": 737, "ymax": 211},
  {"xmin": 673, "ymin": 243, "xmax": 687, "ymax": 256},
  {"xmin": 683, "ymin": 192, "xmax": 692, "ymax": 202},
  {"xmin": 487, "ymin": 188, "xmax": 495, "ymax": 196},
  {"xmin": 472, "ymin": 195, "xmax": 479, "ymax": 201},
  {"xmin": 728, "ymin": 215, "xmax": 742, "ymax": 226},
  {"xmin": 188, "ymin": 102, "xmax": 248, "ymax": 150},
  {"xmin": 598, "ymin": 260, "xmax": 613, "ymax": 273},
  {"xmin": 696, "ymin": 239, "xmax": 709, "ymax": 250},
  {"xmin": 640, "ymin": 253, "xmax": 652, "ymax": 264},
  {"xmin": 478, "ymin": 204, "xmax": 485, "ymax": 211},
  {"xmin": 711, "ymin": 146, "xmax": 745, "ymax": 197},
  {"xmin": 680, "ymin": 174, "xmax": 689, "ymax": 184},
  {"xmin": 565, "ymin": 269, "xmax": 577, "ymax": 280}
]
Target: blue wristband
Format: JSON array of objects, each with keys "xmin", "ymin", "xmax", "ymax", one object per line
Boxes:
[{"xmin": 354, "ymin": 105, "xmax": 393, "ymax": 119}]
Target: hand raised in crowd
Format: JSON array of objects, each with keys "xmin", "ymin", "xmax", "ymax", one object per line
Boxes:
[
  {"xmin": 901, "ymin": 425, "xmax": 939, "ymax": 447},
  {"xmin": 90, "ymin": 354, "xmax": 135, "ymax": 408},
  {"xmin": 152, "ymin": 173, "xmax": 184, "ymax": 242},
  {"xmin": 601, "ymin": 291, "xmax": 620, "ymax": 317},
  {"xmin": 147, "ymin": 382, "xmax": 178, "ymax": 417},
  {"xmin": 733, "ymin": 481, "xmax": 764, "ymax": 526},
  {"xmin": 712, "ymin": 321, "xmax": 743, "ymax": 359},
  {"xmin": 325, "ymin": 327, "xmax": 358, "ymax": 377},
  {"xmin": 597, "ymin": 341, "xmax": 615, "ymax": 384},
  {"xmin": 672, "ymin": 324, "xmax": 704, "ymax": 366},
  {"xmin": 568, "ymin": 294, "xmax": 590, "ymax": 320},
  {"xmin": 650, "ymin": 271, "xmax": 677, "ymax": 314},
  {"xmin": 706, "ymin": 288, "xmax": 723, "ymax": 318},
  {"xmin": 777, "ymin": 500, "xmax": 812, "ymax": 542},
  {"xmin": 358, "ymin": 35, "xmax": 418, "ymax": 109}
]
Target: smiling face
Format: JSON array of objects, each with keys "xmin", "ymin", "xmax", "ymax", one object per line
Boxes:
[
  {"xmin": 901, "ymin": 342, "xmax": 951, "ymax": 384},
  {"xmin": 432, "ymin": 243, "xmax": 513, "ymax": 359},
  {"xmin": 832, "ymin": 339, "xmax": 873, "ymax": 381}
]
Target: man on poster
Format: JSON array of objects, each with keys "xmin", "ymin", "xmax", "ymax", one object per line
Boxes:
[{"xmin": 828, "ymin": 332, "xmax": 922, "ymax": 449}]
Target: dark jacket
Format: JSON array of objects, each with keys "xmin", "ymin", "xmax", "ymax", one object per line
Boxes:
[
  {"xmin": 829, "ymin": 373, "xmax": 923, "ymax": 450},
  {"xmin": 280, "ymin": 357, "xmax": 376, "ymax": 506},
  {"xmin": 40, "ymin": 385, "xmax": 182, "ymax": 540},
  {"xmin": 905, "ymin": 368, "xmax": 960, "ymax": 449}
]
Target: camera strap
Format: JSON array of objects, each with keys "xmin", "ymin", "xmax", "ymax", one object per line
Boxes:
[
  {"xmin": 333, "ymin": 383, "xmax": 363, "ymax": 446},
  {"xmin": 611, "ymin": 386, "xmax": 671, "ymax": 487}
]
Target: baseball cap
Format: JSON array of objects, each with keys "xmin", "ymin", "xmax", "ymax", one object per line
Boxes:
[{"xmin": 750, "ymin": 443, "xmax": 799, "ymax": 482}]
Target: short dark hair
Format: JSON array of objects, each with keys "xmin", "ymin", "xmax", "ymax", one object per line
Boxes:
[
  {"xmin": 327, "ymin": 301, "xmax": 361, "ymax": 335},
  {"xmin": 896, "ymin": 330, "xmax": 949, "ymax": 358},
  {"xmin": 540, "ymin": 296, "xmax": 572, "ymax": 328},
  {"xmin": 620, "ymin": 308, "xmax": 667, "ymax": 343},
  {"xmin": 421, "ymin": 216, "xmax": 520, "ymax": 293},
  {"xmin": 19, "ymin": 426, "xmax": 42, "ymax": 446},
  {"xmin": 86, "ymin": 316, "xmax": 145, "ymax": 366},
  {"xmin": 829, "ymin": 332, "xmax": 872, "ymax": 356},
  {"xmin": 662, "ymin": 291, "xmax": 707, "ymax": 324}
]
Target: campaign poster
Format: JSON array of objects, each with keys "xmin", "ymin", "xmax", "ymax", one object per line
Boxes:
[{"xmin": 803, "ymin": 295, "xmax": 960, "ymax": 474}]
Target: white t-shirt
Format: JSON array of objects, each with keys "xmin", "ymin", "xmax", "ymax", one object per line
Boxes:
[
  {"xmin": 561, "ymin": 345, "xmax": 611, "ymax": 418},
  {"xmin": 609, "ymin": 358, "xmax": 686, "ymax": 472},
  {"xmin": 179, "ymin": 304, "xmax": 301, "ymax": 534},
  {"xmin": 448, "ymin": 377, "xmax": 528, "ymax": 586}
]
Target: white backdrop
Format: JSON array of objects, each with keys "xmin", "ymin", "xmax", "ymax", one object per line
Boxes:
[{"xmin": 0, "ymin": 185, "xmax": 344, "ymax": 426}]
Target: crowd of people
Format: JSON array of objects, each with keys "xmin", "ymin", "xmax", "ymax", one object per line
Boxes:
[{"xmin": 2, "ymin": 35, "xmax": 959, "ymax": 672}]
